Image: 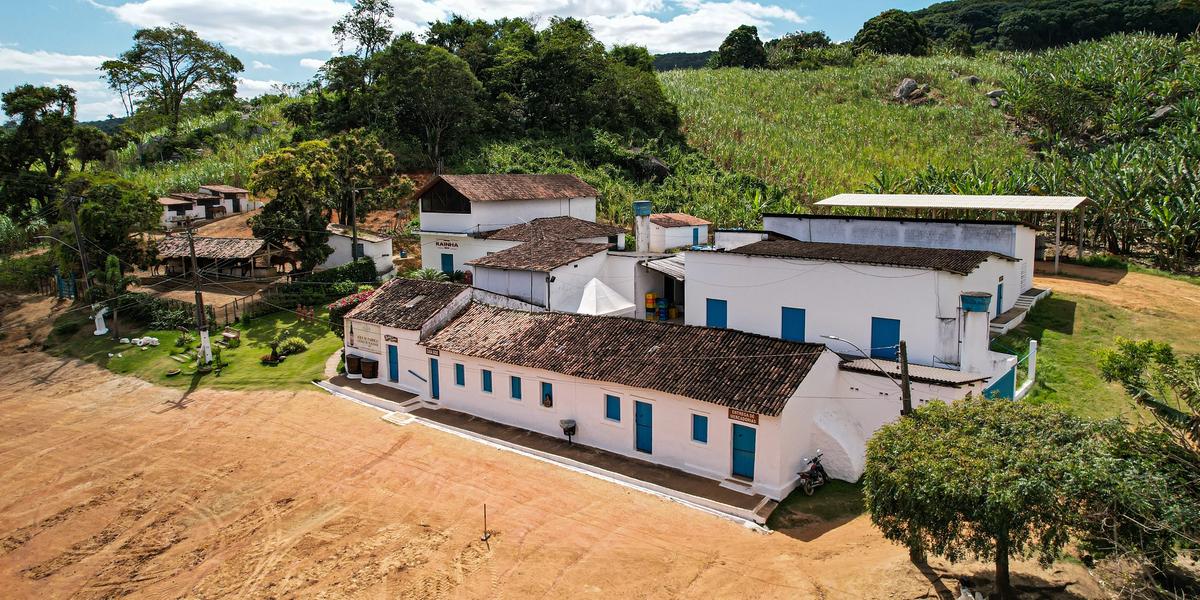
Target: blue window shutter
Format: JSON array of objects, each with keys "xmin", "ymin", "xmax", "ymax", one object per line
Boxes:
[
  {"xmin": 692, "ymin": 414, "xmax": 708, "ymax": 443},
  {"xmin": 605, "ymin": 395, "xmax": 621, "ymax": 421},
  {"xmin": 541, "ymin": 382, "xmax": 553, "ymax": 403},
  {"xmin": 781, "ymin": 307, "xmax": 806, "ymax": 342},
  {"xmin": 510, "ymin": 376, "xmax": 522, "ymax": 399},
  {"xmin": 454, "ymin": 363, "xmax": 465, "ymax": 386},
  {"xmin": 706, "ymin": 298, "xmax": 727, "ymax": 328},
  {"xmin": 482, "ymin": 369, "xmax": 492, "ymax": 392}
]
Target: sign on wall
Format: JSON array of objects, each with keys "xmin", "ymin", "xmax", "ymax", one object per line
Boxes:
[
  {"xmin": 348, "ymin": 322, "xmax": 381, "ymax": 353},
  {"xmin": 435, "ymin": 240, "xmax": 459, "ymax": 249},
  {"xmin": 728, "ymin": 408, "xmax": 759, "ymax": 425}
]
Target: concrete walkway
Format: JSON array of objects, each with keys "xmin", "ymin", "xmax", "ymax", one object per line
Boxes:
[{"xmin": 411, "ymin": 407, "xmax": 778, "ymax": 525}]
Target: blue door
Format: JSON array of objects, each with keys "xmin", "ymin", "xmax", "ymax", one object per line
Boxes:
[
  {"xmin": 387, "ymin": 344, "xmax": 399, "ymax": 382},
  {"xmin": 706, "ymin": 299, "xmax": 727, "ymax": 328},
  {"xmin": 870, "ymin": 317, "xmax": 901, "ymax": 360},
  {"xmin": 781, "ymin": 307, "xmax": 806, "ymax": 342},
  {"xmin": 634, "ymin": 401, "xmax": 652, "ymax": 454},
  {"xmin": 996, "ymin": 282, "xmax": 1004, "ymax": 318},
  {"xmin": 731, "ymin": 424, "xmax": 756, "ymax": 480},
  {"xmin": 440, "ymin": 253, "xmax": 454, "ymax": 275},
  {"xmin": 429, "ymin": 358, "xmax": 440, "ymax": 399},
  {"xmin": 692, "ymin": 227, "xmax": 699, "ymax": 245}
]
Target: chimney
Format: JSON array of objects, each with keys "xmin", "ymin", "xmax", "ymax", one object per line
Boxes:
[
  {"xmin": 959, "ymin": 292, "xmax": 992, "ymax": 375},
  {"xmin": 633, "ymin": 200, "xmax": 652, "ymax": 253}
]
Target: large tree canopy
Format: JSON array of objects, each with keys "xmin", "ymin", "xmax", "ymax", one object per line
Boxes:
[
  {"xmin": 712, "ymin": 25, "xmax": 768, "ymax": 68},
  {"xmin": 854, "ymin": 9, "xmax": 931, "ymax": 56},
  {"xmin": 101, "ymin": 25, "xmax": 243, "ymax": 133},
  {"xmin": 249, "ymin": 140, "xmax": 337, "ymax": 271},
  {"xmin": 333, "ymin": 0, "xmax": 394, "ymax": 59},
  {"xmin": 59, "ymin": 171, "xmax": 159, "ymax": 270},
  {"xmin": 2, "ymin": 84, "xmax": 76, "ymax": 180}
]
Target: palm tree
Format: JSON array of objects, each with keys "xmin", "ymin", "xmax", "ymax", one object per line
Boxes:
[{"xmin": 91, "ymin": 255, "xmax": 139, "ymax": 340}]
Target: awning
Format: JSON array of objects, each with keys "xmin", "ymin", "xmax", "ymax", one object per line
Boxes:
[
  {"xmin": 575, "ymin": 278, "xmax": 636, "ymax": 317},
  {"xmin": 815, "ymin": 194, "xmax": 1088, "ymax": 212},
  {"xmin": 643, "ymin": 254, "xmax": 685, "ymax": 281}
]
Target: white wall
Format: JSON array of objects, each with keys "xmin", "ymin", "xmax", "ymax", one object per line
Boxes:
[
  {"xmin": 714, "ymin": 230, "xmax": 768, "ymax": 250},
  {"xmin": 160, "ymin": 204, "xmax": 204, "ymax": 227},
  {"xmin": 324, "ymin": 234, "xmax": 394, "ymax": 274},
  {"xmin": 650, "ymin": 224, "xmax": 708, "ymax": 252},
  {"xmin": 424, "ymin": 349, "xmax": 838, "ymax": 499},
  {"xmin": 419, "ymin": 234, "xmax": 519, "ymax": 274},
  {"xmin": 422, "ymin": 197, "xmax": 598, "ymax": 235},
  {"xmin": 470, "ymin": 250, "xmax": 609, "ymax": 312}
]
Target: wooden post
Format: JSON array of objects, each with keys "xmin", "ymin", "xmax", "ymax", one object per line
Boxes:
[
  {"xmin": 899, "ymin": 341, "xmax": 914, "ymax": 417},
  {"xmin": 1054, "ymin": 212, "xmax": 1062, "ymax": 274}
]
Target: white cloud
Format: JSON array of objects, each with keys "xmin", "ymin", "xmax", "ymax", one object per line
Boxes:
[
  {"xmin": 91, "ymin": 0, "xmax": 350, "ymax": 54},
  {"xmin": 590, "ymin": 1, "xmax": 807, "ymax": 53},
  {"xmin": 251, "ymin": 60, "xmax": 275, "ymax": 70},
  {"xmin": 299, "ymin": 57, "xmax": 327, "ymax": 70},
  {"xmin": 77, "ymin": 97, "xmax": 128, "ymax": 121},
  {"xmin": 0, "ymin": 48, "xmax": 111, "ymax": 75},
  {"xmin": 237, "ymin": 77, "xmax": 284, "ymax": 97},
  {"xmin": 88, "ymin": 0, "xmax": 802, "ymax": 56}
]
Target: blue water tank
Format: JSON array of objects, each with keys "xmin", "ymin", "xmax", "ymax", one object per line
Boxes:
[{"xmin": 633, "ymin": 201, "xmax": 652, "ymax": 217}]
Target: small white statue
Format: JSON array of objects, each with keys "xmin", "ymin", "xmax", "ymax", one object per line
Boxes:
[{"xmin": 92, "ymin": 304, "xmax": 109, "ymax": 336}]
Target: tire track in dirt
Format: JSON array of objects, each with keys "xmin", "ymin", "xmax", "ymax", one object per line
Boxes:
[
  {"xmin": 21, "ymin": 490, "xmax": 162, "ymax": 580},
  {"xmin": 0, "ymin": 473, "xmax": 143, "ymax": 556}
]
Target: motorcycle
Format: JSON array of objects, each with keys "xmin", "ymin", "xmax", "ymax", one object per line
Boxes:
[{"xmin": 797, "ymin": 451, "xmax": 828, "ymax": 496}]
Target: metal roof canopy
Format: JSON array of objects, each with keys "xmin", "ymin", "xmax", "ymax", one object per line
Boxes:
[
  {"xmin": 813, "ymin": 194, "xmax": 1090, "ymax": 274},
  {"xmin": 815, "ymin": 194, "xmax": 1088, "ymax": 212}
]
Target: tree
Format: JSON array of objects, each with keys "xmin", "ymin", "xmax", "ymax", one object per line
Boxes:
[
  {"xmin": 526, "ymin": 18, "xmax": 609, "ymax": 132},
  {"xmin": 947, "ymin": 29, "xmax": 976, "ymax": 56},
  {"xmin": 59, "ymin": 172, "xmax": 160, "ymax": 270},
  {"xmin": 610, "ymin": 44, "xmax": 655, "ymax": 73},
  {"xmin": 72, "ymin": 126, "xmax": 110, "ymax": 171},
  {"xmin": 333, "ymin": 0, "xmax": 394, "ymax": 59},
  {"xmin": 853, "ymin": 9, "xmax": 931, "ymax": 56},
  {"xmin": 101, "ymin": 25, "xmax": 244, "ymax": 134},
  {"xmin": 767, "ymin": 30, "xmax": 832, "ymax": 52},
  {"xmin": 712, "ymin": 25, "xmax": 767, "ymax": 68},
  {"xmin": 91, "ymin": 254, "xmax": 138, "ymax": 340},
  {"xmin": 370, "ymin": 38, "xmax": 482, "ymax": 171},
  {"xmin": 326, "ymin": 129, "xmax": 413, "ymax": 224},
  {"xmin": 249, "ymin": 140, "xmax": 337, "ymax": 271},
  {"xmin": 864, "ymin": 397, "xmax": 1123, "ymax": 599},
  {"xmin": 2, "ymin": 84, "xmax": 77, "ymax": 179}
]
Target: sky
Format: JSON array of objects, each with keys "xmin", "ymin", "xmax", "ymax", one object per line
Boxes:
[{"xmin": 0, "ymin": 0, "xmax": 938, "ymax": 121}]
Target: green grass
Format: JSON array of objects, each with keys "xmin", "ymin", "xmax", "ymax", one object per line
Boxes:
[
  {"xmin": 46, "ymin": 309, "xmax": 340, "ymax": 392},
  {"xmin": 994, "ymin": 292, "xmax": 1200, "ymax": 421},
  {"xmin": 660, "ymin": 55, "xmax": 1029, "ymax": 200},
  {"xmin": 768, "ymin": 480, "xmax": 865, "ymax": 530}
]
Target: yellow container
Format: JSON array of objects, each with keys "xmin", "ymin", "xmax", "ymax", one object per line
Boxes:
[
  {"xmin": 644, "ymin": 292, "xmax": 656, "ymax": 309},
  {"xmin": 668, "ymin": 307, "xmax": 678, "ymax": 319}
]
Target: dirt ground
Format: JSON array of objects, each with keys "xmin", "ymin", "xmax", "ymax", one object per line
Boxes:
[
  {"xmin": 0, "ymin": 294, "xmax": 1103, "ymax": 599},
  {"xmin": 1034, "ymin": 262, "xmax": 1200, "ymax": 317}
]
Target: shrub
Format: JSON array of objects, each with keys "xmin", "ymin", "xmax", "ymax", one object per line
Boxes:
[
  {"xmin": 175, "ymin": 332, "xmax": 195, "ymax": 347},
  {"xmin": 0, "ymin": 252, "xmax": 55, "ymax": 291},
  {"xmin": 268, "ymin": 258, "xmax": 379, "ymax": 306},
  {"xmin": 853, "ymin": 9, "xmax": 930, "ymax": 56},
  {"xmin": 277, "ymin": 336, "xmax": 307, "ymax": 355},
  {"xmin": 327, "ymin": 288, "xmax": 376, "ymax": 338},
  {"xmin": 51, "ymin": 318, "xmax": 84, "ymax": 338}
]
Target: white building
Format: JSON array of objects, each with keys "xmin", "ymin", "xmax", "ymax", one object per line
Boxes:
[
  {"xmin": 343, "ymin": 279, "xmax": 473, "ymax": 394},
  {"xmin": 416, "ymin": 174, "xmax": 602, "ymax": 274},
  {"xmin": 342, "ymin": 279, "xmax": 986, "ymax": 500},
  {"xmin": 322, "ymin": 223, "xmax": 394, "ymax": 275},
  {"xmin": 647, "ymin": 212, "xmax": 711, "ymax": 251},
  {"xmin": 685, "ymin": 238, "xmax": 1022, "ymax": 397},
  {"xmin": 158, "ymin": 184, "xmax": 263, "ymax": 228},
  {"xmin": 466, "ymin": 240, "xmax": 626, "ymax": 315}
]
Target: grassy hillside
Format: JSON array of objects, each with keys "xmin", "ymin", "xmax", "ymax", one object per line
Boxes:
[{"xmin": 660, "ymin": 55, "xmax": 1030, "ymax": 200}]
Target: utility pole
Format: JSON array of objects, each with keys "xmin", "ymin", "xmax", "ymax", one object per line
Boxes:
[
  {"xmin": 182, "ymin": 218, "xmax": 213, "ymax": 365},
  {"xmin": 67, "ymin": 195, "xmax": 91, "ymax": 295},
  {"xmin": 898, "ymin": 340, "xmax": 914, "ymax": 417},
  {"xmin": 350, "ymin": 187, "xmax": 372, "ymax": 261}
]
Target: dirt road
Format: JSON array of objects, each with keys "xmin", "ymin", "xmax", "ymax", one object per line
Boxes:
[
  {"xmin": 0, "ymin": 295, "xmax": 1101, "ymax": 599},
  {"xmin": 1035, "ymin": 263, "xmax": 1200, "ymax": 317}
]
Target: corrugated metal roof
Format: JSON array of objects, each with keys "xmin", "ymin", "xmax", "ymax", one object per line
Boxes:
[
  {"xmin": 200, "ymin": 184, "xmax": 249, "ymax": 194},
  {"xmin": 839, "ymin": 358, "xmax": 989, "ymax": 386},
  {"xmin": 815, "ymin": 194, "xmax": 1088, "ymax": 212},
  {"xmin": 727, "ymin": 239, "xmax": 1014, "ymax": 275},
  {"xmin": 422, "ymin": 303, "xmax": 826, "ymax": 416},
  {"xmin": 158, "ymin": 197, "xmax": 193, "ymax": 206},
  {"xmin": 643, "ymin": 254, "xmax": 685, "ymax": 281}
]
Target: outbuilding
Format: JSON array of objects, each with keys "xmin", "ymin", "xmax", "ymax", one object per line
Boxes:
[
  {"xmin": 323, "ymin": 223, "xmax": 394, "ymax": 275},
  {"xmin": 647, "ymin": 212, "xmax": 711, "ymax": 251}
]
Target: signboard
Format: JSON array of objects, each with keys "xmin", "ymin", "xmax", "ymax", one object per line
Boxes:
[
  {"xmin": 728, "ymin": 408, "xmax": 759, "ymax": 425},
  {"xmin": 384, "ymin": 334, "xmax": 398, "ymax": 343},
  {"xmin": 435, "ymin": 240, "xmax": 459, "ymax": 249},
  {"xmin": 425, "ymin": 348, "xmax": 440, "ymax": 356},
  {"xmin": 348, "ymin": 322, "xmax": 381, "ymax": 353}
]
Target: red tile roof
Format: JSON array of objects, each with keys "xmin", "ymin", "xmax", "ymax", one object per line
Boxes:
[
  {"xmin": 650, "ymin": 213, "xmax": 711, "ymax": 228},
  {"xmin": 482, "ymin": 216, "xmax": 623, "ymax": 242},
  {"xmin": 727, "ymin": 240, "xmax": 1014, "ymax": 275},
  {"xmin": 466, "ymin": 240, "xmax": 609, "ymax": 272},
  {"xmin": 417, "ymin": 174, "xmax": 597, "ymax": 202},
  {"xmin": 157, "ymin": 236, "xmax": 266, "ymax": 260},
  {"xmin": 345, "ymin": 278, "xmax": 469, "ymax": 330},
  {"xmin": 422, "ymin": 304, "xmax": 826, "ymax": 416}
]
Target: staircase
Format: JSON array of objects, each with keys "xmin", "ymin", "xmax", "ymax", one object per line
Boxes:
[{"xmin": 990, "ymin": 288, "xmax": 1051, "ymax": 336}]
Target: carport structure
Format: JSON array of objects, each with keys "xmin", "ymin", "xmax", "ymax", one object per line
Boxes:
[{"xmin": 814, "ymin": 194, "xmax": 1090, "ymax": 274}]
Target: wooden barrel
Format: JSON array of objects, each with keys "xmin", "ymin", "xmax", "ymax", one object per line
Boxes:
[
  {"xmin": 346, "ymin": 354, "xmax": 362, "ymax": 375},
  {"xmin": 360, "ymin": 358, "xmax": 379, "ymax": 380}
]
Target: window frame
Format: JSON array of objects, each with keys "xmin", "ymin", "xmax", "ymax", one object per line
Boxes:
[
  {"xmin": 481, "ymin": 369, "xmax": 493, "ymax": 393},
  {"xmin": 604, "ymin": 394, "xmax": 621, "ymax": 422},
  {"xmin": 510, "ymin": 375, "xmax": 522, "ymax": 400},
  {"xmin": 691, "ymin": 413, "xmax": 709, "ymax": 445}
]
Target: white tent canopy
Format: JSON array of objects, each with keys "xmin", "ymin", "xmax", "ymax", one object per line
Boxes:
[{"xmin": 575, "ymin": 278, "xmax": 636, "ymax": 317}]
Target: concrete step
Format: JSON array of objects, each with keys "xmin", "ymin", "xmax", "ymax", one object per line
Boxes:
[{"xmin": 752, "ymin": 497, "xmax": 779, "ymax": 524}]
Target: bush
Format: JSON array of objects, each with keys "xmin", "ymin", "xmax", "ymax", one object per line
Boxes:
[
  {"xmin": 277, "ymin": 336, "xmax": 307, "ymax": 355},
  {"xmin": 175, "ymin": 332, "xmax": 195, "ymax": 347},
  {"xmin": 0, "ymin": 252, "xmax": 55, "ymax": 291},
  {"xmin": 327, "ymin": 288, "xmax": 376, "ymax": 338},
  {"xmin": 269, "ymin": 258, "xmax": 379, "ymax": 306},
  {"xmin": 51, "ymin": 318, "xmax": 84, "ymax": 338}
]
